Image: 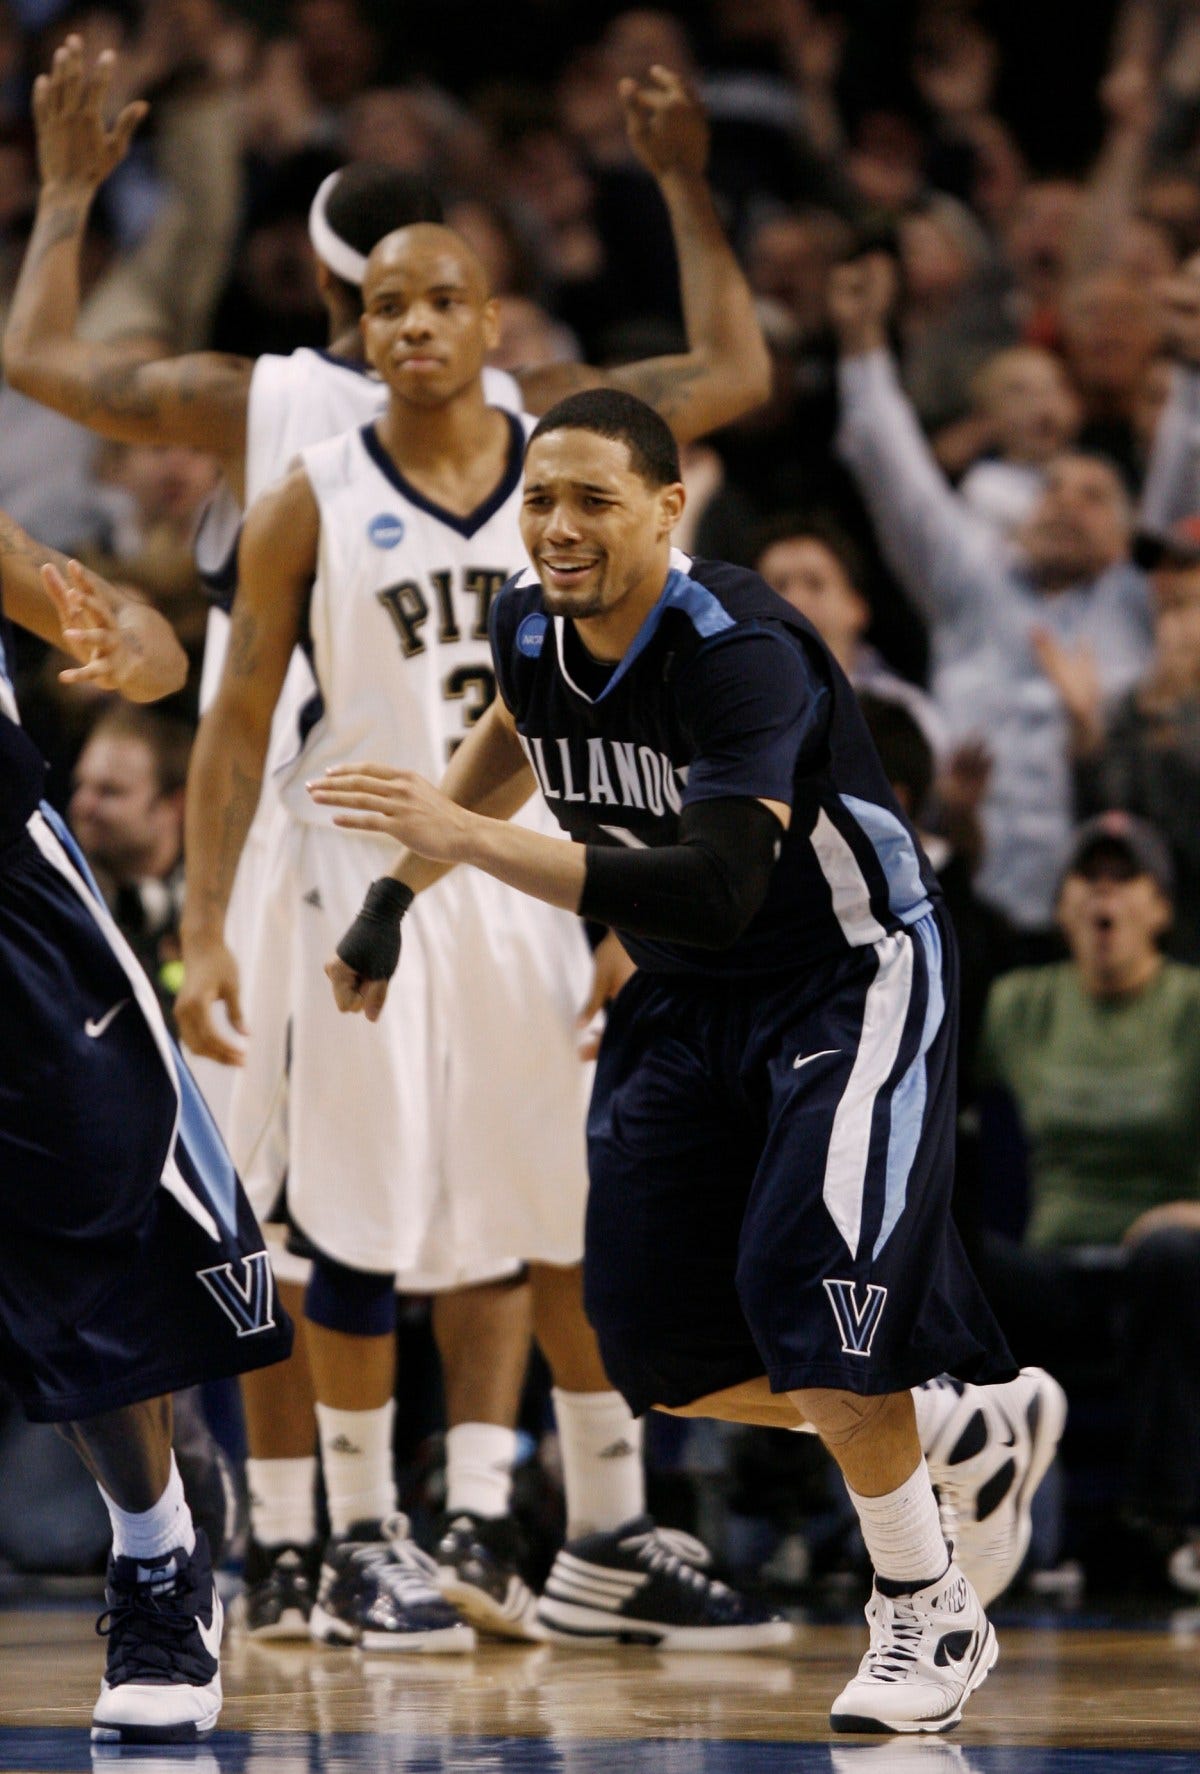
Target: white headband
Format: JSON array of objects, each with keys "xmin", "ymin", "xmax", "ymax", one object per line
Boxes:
[{"xmin": 308, "ymin": 170, "xmax": 368, "ymax": 286}]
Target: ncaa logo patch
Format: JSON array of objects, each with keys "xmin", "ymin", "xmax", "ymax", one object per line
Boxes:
[
  {"xmin": 517, "ymin": 613, "xmax": 548, "ymax": 657},
  {"xmin": 368, "ymin": 512, "xmax": 406, "ymax": 549}
]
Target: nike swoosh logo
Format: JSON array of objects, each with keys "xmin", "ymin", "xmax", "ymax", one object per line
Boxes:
[
  {"xmin": 85, "ymin": 999, "xmax": 130, "ymax": 1039},
  {"xmin": 793, "ymin": 1048, "xmax": 840, "ymax": 1071},
  {"xmin": 196, "ymin": 1592, "xmax": 223, "ymax": 1662}
]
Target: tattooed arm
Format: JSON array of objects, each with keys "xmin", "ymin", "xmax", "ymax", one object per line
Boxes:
[
  {"xmin": 0, "ymin": 508, "xmax": 186, "ymax": 700},
  {"xmin": 2, "ymin": 36, "xmax": 251, "ymax": 468},
  {"xmin": 514, "ymin": 66, "xmax": 770, "ymax": 443},
  {"xmin": 177, "ymin": 468, "xmax": 317, "ymax": 1063}
]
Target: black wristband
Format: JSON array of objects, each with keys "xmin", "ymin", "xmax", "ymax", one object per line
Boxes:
[{"xmin": 336, "ymin": 876, "xmax": 415, "ymax": 982}]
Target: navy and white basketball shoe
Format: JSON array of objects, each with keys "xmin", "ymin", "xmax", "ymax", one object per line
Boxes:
[
  {"xmin": 91, "ymin": 1530, "xmax": 222, "ymax": 1743},
  {"xmin": 240, "ymin": 1536, "xmax": 322, "ymax": 1640},
  {"xmin": 434, "ymin": 1511, "xmax": 544, "ymax": 1641},
  {"xmin": 310, "ymin": 1513, "xmax": 476, "ymax": 1652},
  {"xmin": 919, "ymin": 1368, "xmax": 1067, "ymax": 1605},
  {"xmin": 535, "ymin": 1516, "xmax": 793, "ymax": 1650},
  {"xmin": 830, "ymin": 1561, "xmax": 996, "ymax": 1733}
]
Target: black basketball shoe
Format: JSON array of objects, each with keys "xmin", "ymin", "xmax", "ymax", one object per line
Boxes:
[
  {"xmin": 434, "ymin": 1511, "xmax": 543, "ymax": 1641},
  {"xmin": 240, "ymin": 1536, "xmax": 322, "ymax": 1640},
  {"xmin": 309, "ymin": 1513, "xmax": 475, "ymax": 1652},
  {"xmin": 91, "ymin": 1530, "xmax": 222, "ymax": 1744},
  {"xmin": 536, "ymin": 1516, "xmax": 793, "ymax": 1650}
]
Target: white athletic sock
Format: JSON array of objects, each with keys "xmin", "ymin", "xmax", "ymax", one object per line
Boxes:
[
  {"xmin": 444, "ymin": 1422, "xmax": 518, "ymax": 1520},
  {"xmin": 246, "ymin": 1454, "xmax": 319, "ymax": 1547},
  {"xmin": 552, "ymin": 1388, "xmax": 645, "ymax": 1538},
  {"xmin": 315, "ymin": 1400, "xmax": 397, "ymax": 1535},
  {"xmin": 847, "ymin": 1458, "xmax": 949, "ymax": 1588},
  {"xmin": 101, "ymin": 1452, "xmax": 196, "ymax": 1564}
]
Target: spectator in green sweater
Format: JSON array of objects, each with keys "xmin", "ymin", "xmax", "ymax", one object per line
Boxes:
[{"xmin": 975, "ymin": 811, "xmax": 1200, "ymax": 1592}]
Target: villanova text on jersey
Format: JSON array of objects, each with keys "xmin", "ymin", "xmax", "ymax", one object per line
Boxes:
[{"xmin": 491, "ymin": 549, "xmax": 942, "ymax": 979}]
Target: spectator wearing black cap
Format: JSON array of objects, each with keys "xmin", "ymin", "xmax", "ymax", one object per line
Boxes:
[
  {"xmin": 973, "ymin": 811, "xmax": 1200, "ymax": 1592},
  {"xmin": 1035, "ymin": 516, "xmax": 1200, "ymax": 962}
]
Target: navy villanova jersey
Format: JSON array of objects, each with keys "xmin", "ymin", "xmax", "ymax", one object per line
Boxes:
[{"xmin": 491, "ymin": 549, "xmax": 941, "ymax": 979}]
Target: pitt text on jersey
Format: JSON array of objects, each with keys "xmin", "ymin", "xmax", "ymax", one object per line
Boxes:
[{"xmin": 374, "ymin": 564, "xmax": 510, "ymax": 753}]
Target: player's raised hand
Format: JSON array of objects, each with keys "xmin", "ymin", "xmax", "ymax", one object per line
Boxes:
[
  {"xmin": 827, "ymin": 253, "xmax": 898, "ymax": 355},
  {"xmin": 33, "ymin": 33, "xmax": 148, "ymax": 193},
  {"xmin": 308, "ymin": 763, "xmax": 471, "ymax": 863},
  {"xmin": 176, "ymin": 937, "xmax": 247, "ymax": 1065},
  {"xmin": 619, "ymin": 65, "xmax": 708, "ymax": 180},
  {"xmin": 45, "ymin": 560, "xmax": 185, "ymax": 703}
]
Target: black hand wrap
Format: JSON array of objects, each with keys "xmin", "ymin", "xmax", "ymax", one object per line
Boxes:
[{"xmin": 336, "ymin": 876, "xmax": 415, "ymax": 982}]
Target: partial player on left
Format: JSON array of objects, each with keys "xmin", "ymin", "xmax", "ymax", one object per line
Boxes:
[{"xmin": 0, "ymin": 510, "xmax": 292, "ymax": 1745}]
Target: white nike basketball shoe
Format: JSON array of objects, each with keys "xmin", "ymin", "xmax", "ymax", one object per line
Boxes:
[
  {"xmin": 916, "ymin": 1367, "xmax": 1067, "ymax": 1606},
  {"xmin": 830, "ymin": 1560, "xmax": 997, "ymax": 1733}
]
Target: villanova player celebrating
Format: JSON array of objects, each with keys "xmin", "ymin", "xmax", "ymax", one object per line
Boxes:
[
  {"xmin": 0, "ymin": 518, "xmax": 291, "ymax": 1743},
  {"xmin": 311, "ymin": 390, "xmax": 1020, "ymax": 1733}
]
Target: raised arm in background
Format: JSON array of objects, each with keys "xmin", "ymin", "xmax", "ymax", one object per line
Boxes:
[
  {"xmin": 512, "ymin": 65, "xmax": 771, "ymax": 441},
  {"xmin": 3, "ymin": 37, "xmax": 251, "ymax": 480}
]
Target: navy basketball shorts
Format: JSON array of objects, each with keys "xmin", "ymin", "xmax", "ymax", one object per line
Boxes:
[
  {"xmin": 0, "ymin": 818, "xmax": 292, "ymax": 1423},
  {"xmin": 584, "ymin": 907, "xmax": 1013, "ymax": 1417}
]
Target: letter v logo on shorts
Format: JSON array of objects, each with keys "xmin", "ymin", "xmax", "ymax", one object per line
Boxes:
[
  {"xmin": 197, "ymin": 1250, "xmax": 277, "ymax": 1337},
  {"xmin": 823, "ymin": 1278, "xmax": 888, "ymax": 1357}
]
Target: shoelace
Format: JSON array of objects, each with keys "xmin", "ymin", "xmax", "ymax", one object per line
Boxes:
[
  {"xmin": 622, "ymin": 1526, "xmax": 729, "ymax": 1595},
  {"xmin": 96, "ymin": 1581, "xmax": 203, "ymax": 1680},
  {"xmin": 349, "ymin": 1512, "xmax": 442, "ymax": 1604},
  {"xmin": 866, "ymin": 1592, "xmax": 926, "ymax": 1683}
]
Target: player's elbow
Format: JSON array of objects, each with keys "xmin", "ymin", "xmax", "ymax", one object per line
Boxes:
[{"xmin": 683, "ymin": 851, "xmax": 768, "ymax": 949}]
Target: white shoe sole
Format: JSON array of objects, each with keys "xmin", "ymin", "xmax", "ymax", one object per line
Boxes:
[
  {"xmin": 830, "ymin": 1620, "xmax": 998, "ymax": 1734},
  {"xmin": 535, "ymin": 1597, "xmax": 793, "ymax": 1651},
  {"xmin": 244, "ymin": 1607, "xmax": 314, "ymax": 1642}
]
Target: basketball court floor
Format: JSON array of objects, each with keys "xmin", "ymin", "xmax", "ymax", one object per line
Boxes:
[{"xmin": 3, "ymin": 1593, "xmax": 1198, "ymax": 1773}]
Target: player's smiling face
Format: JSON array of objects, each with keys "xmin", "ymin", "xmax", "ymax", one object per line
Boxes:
[
  {"xmin": 520, "ymin": 429, "xmax": 685, "ymax": 642},
  {"xmin": 361, "ymin": 225, "xmax": 498, "ymax": 405}
]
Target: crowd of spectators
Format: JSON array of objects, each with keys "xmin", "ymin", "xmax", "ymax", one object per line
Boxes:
[{"xmin": 2, "ymin": 0, "xmax": 1199, "ymax": 1605}]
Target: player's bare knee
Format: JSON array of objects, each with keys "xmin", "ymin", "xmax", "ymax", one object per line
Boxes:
[{"xmin": 790, "ymin": 1386, "xmax": 892, "ymax": 1448}]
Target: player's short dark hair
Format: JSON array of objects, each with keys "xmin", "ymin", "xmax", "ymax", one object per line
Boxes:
[
  {"xmin": 856, "ymin": 692, "xmax": 934, "ymax": 816},
  {"xmin": 325, "ymin": 163, "xmax": 444, "ymax": 256},
  {"xmin": 528, "ymin": 389, "xmax": 681, "ymax": 488}
]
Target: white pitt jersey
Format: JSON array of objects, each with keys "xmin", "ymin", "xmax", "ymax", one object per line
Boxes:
[
  {"xmin": 194, "ymin": 352, "xmax": 521, "ymax": 726},
  {"xmin": 278, "ymin": 410, "xmax": 533, "ymax": 822}
]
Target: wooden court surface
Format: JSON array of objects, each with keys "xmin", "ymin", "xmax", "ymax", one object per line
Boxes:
[{"xmin": 3, "ymin": 1601, "xmax": 1200, "ymax": 1771}]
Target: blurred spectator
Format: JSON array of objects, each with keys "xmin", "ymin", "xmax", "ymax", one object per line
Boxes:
[
  {"xmin": 895, "ymin": 192, "xmax": 1016, "ymax": 433},
  {"xmin": 80, "ymin": 439, "xmax": 220, "ymax": 663},
  {"xmin": 488, "ymin": 294, "xmax": 581, "ymax": 376},
  {"xmin": 68, "ymin": 700, "xmax": 191, "ymax": 1022},
  {"xmin": 1059, "ymin": 269, "xmax": 1164, "ymax": 489},
  {"xmin": 974, "ymin": 812, "xmax": 1200, "ymax": 1593},
  {"xmin": 208, "ymin": 146, "xmax": 338, "ymax": 356},
  {"xmin": 753, "ymin": 509, "xmax": 945, "ymax": 751},
  {"xmin": 831, "ymin": 249, "xmax": 1153, "ymax": 959},
  {"xmin": 1003, "ymin": 176, "xmax": 1084, "ymax": 348},
  {"xmin": 1039, "ymin": 514, "xmax": 1200, "ymax": 963},
  {"xmin": 949, "ymin": 345, "xmax": 1083, "ymax": 535}
]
